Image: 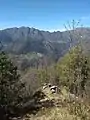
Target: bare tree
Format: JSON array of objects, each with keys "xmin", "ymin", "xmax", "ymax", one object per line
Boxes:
[{"xmin": 64, "ymin": 19, "xmax": 83, "ymax": 51}]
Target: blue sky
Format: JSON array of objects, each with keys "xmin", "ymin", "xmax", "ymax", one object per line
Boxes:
[{"xmin": 0, "ymin": 0, "xmax": 90, "ymax": 31}]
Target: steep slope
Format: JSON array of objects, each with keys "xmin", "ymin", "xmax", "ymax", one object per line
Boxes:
[
  {"xmin": 0, "ymin": 27, "xmax": 90, "ymax": 70},
  {"xmin": 0, "ymin": 27, "xmax": 70, "ymax": 56}
]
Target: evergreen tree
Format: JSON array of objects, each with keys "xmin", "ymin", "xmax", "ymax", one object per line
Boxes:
[{"xmin": 0, "ymin": 52, "xmax": 26, "ymax": 119}]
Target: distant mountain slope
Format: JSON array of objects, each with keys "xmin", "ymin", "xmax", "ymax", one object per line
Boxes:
[
  {"xmin": 0, "ymin": 27, "xmax": 70, "ymax": 55},
  {"xmin": 0, "ymin": 27, "xmax": 90, "ymax": 61}
]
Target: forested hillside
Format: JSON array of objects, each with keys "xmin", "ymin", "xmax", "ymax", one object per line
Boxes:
[
  {"xmin": 1, "ymin": 26, "xmax": 90, "ymax": 120},
  {"xmin": 0, "ymin": 27, "xmax": 90, "ymax": 70}
]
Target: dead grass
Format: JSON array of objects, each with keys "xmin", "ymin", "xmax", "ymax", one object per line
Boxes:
[
  {"xmin": 24, "ymin": 107, "xmax": 80, "ymax": 120},
  {"xmin": 22, "ymin": 87, "xmax": 90, "ymax": 120}
]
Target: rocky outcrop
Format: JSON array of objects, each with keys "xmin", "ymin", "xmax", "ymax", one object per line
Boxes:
[{"xmin": 10, "ymin": 84, "xmax": 81, "ymax": 120}]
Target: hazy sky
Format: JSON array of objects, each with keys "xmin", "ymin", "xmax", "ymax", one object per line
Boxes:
[{"xmin": 0, "ymin": 0, "xmax": 90, "ymax": 31}]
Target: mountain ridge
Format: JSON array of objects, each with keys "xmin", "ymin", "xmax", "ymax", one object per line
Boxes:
[
  {"xmin": 0, "ymin": 26, "xmax": 70, "ymax": 55},
  {"xmin": 0, "ymin": 26, "xmax": 90, "ymax": 70}
]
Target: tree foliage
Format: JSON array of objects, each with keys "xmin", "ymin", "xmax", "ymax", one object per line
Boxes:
[
  {"xmin": 56, "ymin": 46, "xmax": 90, "ymax": 96},
  {"xmin": 0, "ymin": 52, "xmax": 26, "ymax": 115}
]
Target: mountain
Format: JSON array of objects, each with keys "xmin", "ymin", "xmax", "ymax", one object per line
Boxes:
[
  {"xmin": 0, "ymin": 27, "xmax": 70, "ymax": 55},
  {"xmin": 0, "ymin": 27, "xmax": 90, "ymax": 70}
]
